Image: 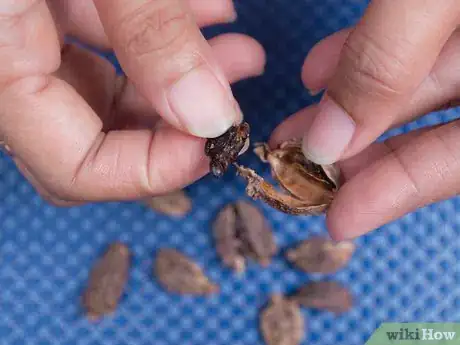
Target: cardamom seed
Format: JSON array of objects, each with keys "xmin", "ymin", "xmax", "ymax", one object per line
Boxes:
[{"xmin": 205, "ymin": 122, "xmax": 250, "ymax": 178}]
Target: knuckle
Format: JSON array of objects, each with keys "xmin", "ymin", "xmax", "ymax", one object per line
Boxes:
[
  {"xmin": 145, "ymin": 131, "xmax": 191, "ymax": 195},
  {"xmin": 431, "ymin": 129, "xmax": 457, "ymax": 181},
  {"xmin": 44, "ymin": 182, "xmax": 77, "ymax": 202},
  {"xmin": 116, "ymin": 1, "xmax": 191, "ymax": 57},
  {"xmin": 339, "ymin": 30, "xmax": 410, "ymax": 99},
  {"xmin": 29, "ymin": 180, "xmax": 74, "ymax": 206},
  {"xmin": 42, "ymin": 194, "xmax": 72, "ymax": 207},
  {"xmin": 391, "ymin": 150, "xmax": 421, "ymax": 198}
]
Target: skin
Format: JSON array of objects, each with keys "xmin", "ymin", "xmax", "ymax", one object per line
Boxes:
[
  {"xmin": 2, "ymin": 0, "xmax": 460, "ymax": 241},
  {"xmin": 0, "ymin": 0, "xmax": 266, "ymax": 204},
  {"xmin": 273, "ymin": 0, "xmax": 460, "ymax": 239}
]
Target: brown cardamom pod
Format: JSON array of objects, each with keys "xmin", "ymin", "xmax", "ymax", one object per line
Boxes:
[
  {"xmin": 290, "ymin": 281, "xmax": 353, "ymax": 314},
  {"xmin": 260, "ymin": 295, "xmax": 305, "ymax": 345},
  {"xmin": 286, "ymin": 236, "xmax": 355, "ymax": 274},
  {"xmin": 144, "ymin": 190, "xmax": 192, "ymax": 217},
  {"xmin": 154, "ymin": 248, "xmax": 219, "ymax": 295},
  {"xmin": 236, "ymin": 139, "xmax": 341, "ymax": 215},
  {"xmin": 81, "ymin": 242, "xmax": 131, "ymax": 320},
  {"xmin": 213, "ymin": 200, "xmax": 277, "ymax": 273}
]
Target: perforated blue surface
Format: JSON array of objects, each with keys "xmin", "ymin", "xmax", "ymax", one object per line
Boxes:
[{"xmin": 2, "ymin": 1, "xmax": 460, "ymax": 344}]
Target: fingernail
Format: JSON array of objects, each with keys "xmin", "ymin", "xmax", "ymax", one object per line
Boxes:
[
  {"xmin": 168, "ymin": 66, "xmax": 241, "ymax": 138},
  {"xmin": 302, "ymin": 97, "xmax": 355, "ymax": 165}
]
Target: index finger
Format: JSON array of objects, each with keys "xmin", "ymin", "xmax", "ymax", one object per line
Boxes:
[
  {"xmin": 327, "ymin": 120, "xmax": 460, "ymax": 240},
  {"xmin": 0, "ymin": 1, "xmax": 205, "ymax": 201},
  {"xmin": 93, "ymin": 0, "xmax": 243, "ymax": 138},
  {"xmin": 302, "ymin": 0, "xmax": 460, "ymax": 165}
]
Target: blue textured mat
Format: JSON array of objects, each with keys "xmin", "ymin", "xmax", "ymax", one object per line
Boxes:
[{"xmin": 2, "ymin": 0, "xmax": 460, "ymax": 344}]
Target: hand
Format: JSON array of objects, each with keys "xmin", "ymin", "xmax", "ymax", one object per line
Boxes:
[
  {"xmin": 272, "ymin": 0, "xmax": 460, "ymax": 239},
  {"xmin": 0, "ymin": 0, "xmax": 265, "ymax": 204}
]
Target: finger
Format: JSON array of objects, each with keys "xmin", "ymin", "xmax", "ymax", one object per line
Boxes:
[
  {"xmin": 48, "ymin": 0, "xmax": 109, "ymax": 49},
  {"xmin": 112, "ymin": 33, "xmax": 265, "ymax": 130},
  {"xmin": 13, "ymin": 158, "xmax": 81, "ymax": 207},
  {"xmin": 49, "ymin": 0, "xmax": 237, "ymax": 50},
  {"xmin": 207, "ymin": 34, "xmax": 266, "ymax": 83},
  {"xmin": 0, "ymin": 0, "xmax": 211, "ymax": 201},
  {"xmin": 56, "ymin": 34, "xmax": 265, "ymax": 132},
  {"xmin": 269, "ymin": 102, "xmax": 444, "ymax": 179},
  {"xmin": 301, "ymin": 28, "xmax": 350, "ymax": 95},
  {"xmin": 55, "ymin": 44, "xmax": 118, "ymax": 125},
  {"xmin": 0, "ymin": 139, "xmax": 12, "ymax": 156},
  {"xmin": 326, "ymin": 120, "xmax": 460, "ymax": 240},
  {"xmin": 400, "ymin": 30, "xmax": 460, "ymax": 125},
  {"xmin": 269, "ymin": 105, "xmax": 318, "ymax": 147},
  {"xmin": 0, "ymin": 0, "xmax": 60, "ymax": 87},
  {"xmin": 302, "ymin": 28, "xmax": 460, "ymax": 128},
  {"xmin": 0, "ymin": 74, "xmax": 209, "ymax": 200},
  {"xmin": 301, "ymin": 0, "xmax": 460, "ymax": 165},
  {"xmin": 93, "ymin": 0, "xmax": 243, "ymax": 138},
  {"xmin": 338, "ymin": 125, "xmax": 440, "ymax": 180},
  {"xmin": 186, "ymin": 0, "xmax": 237, "ymax": 27}
]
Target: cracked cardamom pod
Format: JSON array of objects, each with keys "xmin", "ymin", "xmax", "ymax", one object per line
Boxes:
[
  {"xmin": 205, "ymin": 122, "xmax": 250, "ymax": 178},
  {"xmin": 291, "ymin": 281, "xmax": 353, "ymax": 314},
  {"xmin": 260, "ymin": 295, "xmax": 305, "ymax": 345},
  {"xmin": 236, "ymin": 139, "xmax": 341, "ymax": 215},
  {"xmin": 82, "ymin": 242, "xmax": 131, "ymax": 320},
  {"xmin": 144, "ymin": 190, "xmax": 192, "ymax": 217},
  {"xmin": 213, "ymin": 200, "xmax": 277, "ymax": 273},
  {"xmin": 286, "ymin": 236, "xmax": 355, "ymax": 274},
  {"xmin": 154, "ymin": 248, "xmax": 219, "ymax": 295}
]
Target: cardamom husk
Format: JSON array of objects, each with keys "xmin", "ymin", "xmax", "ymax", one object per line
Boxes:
[{"xmin": 236, "ymin": 139, "xmax": 341, "ymax": 215}]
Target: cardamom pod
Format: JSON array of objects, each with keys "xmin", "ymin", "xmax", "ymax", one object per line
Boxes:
[
  {"xmin": 154, "ymin": 248, "xmax": 219, "ymax": 295},
  {"xmin": 81, "ymin": 242, "xmax": 131, "ymax": 320},
  {"xmin": 236, "ymin": 139, "xmax": 341, "ymax": 215},
  {"xmin": 144, "ymin": 190, "xmax": 192, "ymax": 217},
  {"xmin": 286, "ymin": 236, "xmax": 355, "ymax": 274},
  {"xmin": 290, "ymin": 281, "xmax": 353, "ymax": 314},
  {"xmin": 260, "ymin": 294, "xmax": 305, "ymax": 345},
  {"xmin": 213, "ymin": 200, "xmax": 277, "ymax": 273}
]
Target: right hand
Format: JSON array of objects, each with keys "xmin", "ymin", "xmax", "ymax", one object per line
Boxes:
[{"xmin": 271, "ymin": 0, "xmax": 460, "ymax": 239}]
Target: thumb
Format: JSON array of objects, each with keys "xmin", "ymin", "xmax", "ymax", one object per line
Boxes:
[
  {"xmin": 93, "ymin": 0, "xmax": 242, "ymax": 138},
  {"xmin": 302, "ymin": 0, "xmax": 460, "ymax": 164}
]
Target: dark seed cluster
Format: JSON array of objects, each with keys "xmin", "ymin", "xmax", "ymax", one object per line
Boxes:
[{"xmin": 204, "ymin": 122, "xmax": 250, "ymax": 178}]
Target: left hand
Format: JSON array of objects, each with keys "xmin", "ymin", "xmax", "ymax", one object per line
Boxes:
[{"xmin": 0, "ymin": 0, "xmax": 266, "ymax": 205}]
